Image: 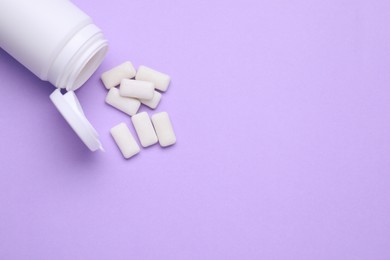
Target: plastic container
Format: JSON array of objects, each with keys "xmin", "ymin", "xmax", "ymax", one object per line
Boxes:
[{"xmin": 0, "ymin": 0, "xmax": 108, "ymax": 151}]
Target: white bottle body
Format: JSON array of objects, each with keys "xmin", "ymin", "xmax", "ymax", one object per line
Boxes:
[{"xmin": 0, "ymin": 0, "xmax": 108, "ymax": 90}]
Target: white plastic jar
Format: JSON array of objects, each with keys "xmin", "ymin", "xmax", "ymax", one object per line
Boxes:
[{"xmin": 0, "ymin": 0, "xmax": 109, "ymax": 151}]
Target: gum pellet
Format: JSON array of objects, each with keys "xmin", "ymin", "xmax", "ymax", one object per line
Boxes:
[
  {"xmin": 110, "ymin": 123, "xmax": 140, "ymax": 159},
  {"xmin": 131, "ymin": 112, "xmax": 158, "ymax": 147},
  {"xmin": 101, "ymin": 61, "xmax": 136, "ymax": 89},
  {"xmin": 135, "ymin": 65, "xmax": 170, "ymax": 92},
  {"xmin": 105, "ymin": 88, "xmax": 140, "ymax": 116},
  {"xmin": 140, "ymin": 91, "xmax": 162, "ymax": 109},
  {"xmin": 151, "ymin": 112, "xmax": 176, "ymax": 147},
  {"xmin": 119, "ymin": 79, "xmax": 155, "ymax": 100}
]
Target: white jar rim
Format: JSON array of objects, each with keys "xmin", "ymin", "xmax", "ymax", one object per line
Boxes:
[{"xmin": 48, "ymin": 24, "xmax": 108, "ymax": 91}]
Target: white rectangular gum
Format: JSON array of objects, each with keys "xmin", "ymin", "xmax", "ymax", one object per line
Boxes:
[
  {"xmin": 140, "ymin": 91, "xmax": 162, "ymax": 109},
  {"xmin": 135, "ymin": 65, "xmax": 170, "ymax": 92},
  {"xmin": 110, "ymin": 123, "xmax": 140, "ymax": 159},
  {"xmin": 105, "ymin": 88, "xmax": 140, "ymax": 116},
  {"xmin": 119, "ymin": 79, "xmax": 155, "ymax": 100},
  {"xmin": 101, "ymin": 61, "xmax": 136, "ymax": 89},
  {"xmin": 151, "ymin": 112, "xmax": 176, "ymax": 147},
  {"xmin": 131, "ymin": 112, "xmax": 158, "ymax": 147}
]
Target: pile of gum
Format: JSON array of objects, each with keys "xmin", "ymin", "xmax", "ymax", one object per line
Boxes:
[{"xmin": 101, "ymin": 62, "xmax": 176, "ymax": 159}]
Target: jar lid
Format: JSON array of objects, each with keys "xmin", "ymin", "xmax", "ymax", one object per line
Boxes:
[{"xmin": 50, "ymin": 89, "xmax": 103, "ymax": 151}]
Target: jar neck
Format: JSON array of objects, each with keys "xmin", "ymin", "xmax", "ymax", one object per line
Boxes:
[{"xmin": 48, "ymin": 24, "xmax": 108, "ymax": 91}]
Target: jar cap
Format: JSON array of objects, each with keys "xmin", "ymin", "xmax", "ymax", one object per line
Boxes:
[{"xmin": 50, "ymin": 89, "xmax": 103, "ymax": 151}]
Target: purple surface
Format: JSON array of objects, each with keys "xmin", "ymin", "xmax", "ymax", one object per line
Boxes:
[{"xmin": 1, "ymin": 0, "xmax": 390, "ymax": 259}]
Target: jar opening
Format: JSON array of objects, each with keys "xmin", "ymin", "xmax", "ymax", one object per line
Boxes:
[
  {"xmin": 71, "ymin": 43, "xmax": 108, "ymax": 90},
  {"xmin": 48, "ymin": 24, "xmax": 108, "ymax": 91}
]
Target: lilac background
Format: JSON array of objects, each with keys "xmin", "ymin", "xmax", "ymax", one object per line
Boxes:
[{"xmin": 1, "ymin": 0, "xmax": 390, "ymax": 259}]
